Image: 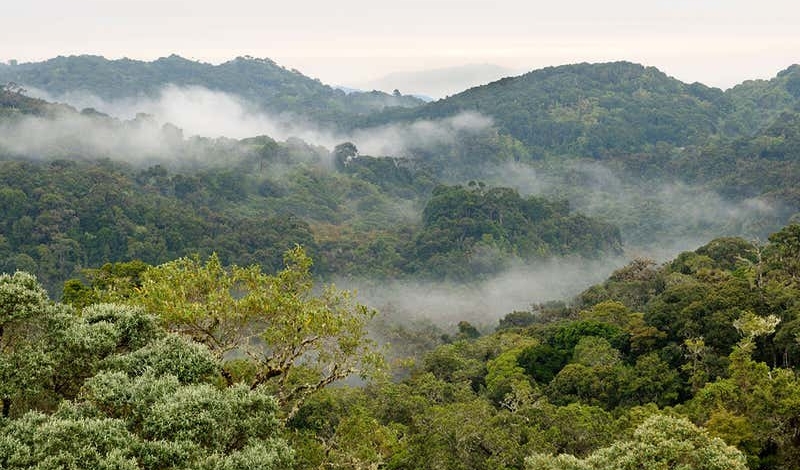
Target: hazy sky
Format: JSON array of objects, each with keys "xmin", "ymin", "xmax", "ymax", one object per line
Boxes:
[{"xmin": 3, "ymin": 0, "xmax": 799, "ymax": 91}]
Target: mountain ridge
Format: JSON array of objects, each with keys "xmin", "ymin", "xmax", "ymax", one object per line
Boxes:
[{"xmin": 0, "ymin": 54, "xmax": 425, "ymax": 125}]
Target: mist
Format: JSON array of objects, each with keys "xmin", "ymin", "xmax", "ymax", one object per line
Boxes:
[
  {"xmin": 482, "ymin": 159, "xmax": 787, "ymax": 261},
  {"xmin": 0, "ymin": 107, "xmax": 183, "ymax": 162},
  {"xmin": 349, "ymin": 111, "xmax": 493, "ymax": 157},
  {"xmin": 4, "ymin": 85, "xmax": 790, "ymax": 328},
  {"xmin": 8, "ymin": 84, "xmax": 785, "ymax": 259},
  {"xmin": 22, "ymin": 85, "xmax": 493, "ymax": 163},
  {"xmin": 343, "ymin": 255, "xmax": 628, "ymax": 330},
  {"xmin": 27, "ymin": 84, "xmax": 308, "ymax": 141}
]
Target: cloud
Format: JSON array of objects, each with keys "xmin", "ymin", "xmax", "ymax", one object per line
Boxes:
[
  {"xmin": 346, "ymin": 255, "xmax": 627, "ymax": 329},
  {"xmin": 482, "ymin": 159, "xmax": 787, "ymax": 260},
  {"xmin": 349, "ymin": 111, "xmax": 493, "ymax": 157},
  {"xmin": 19, "ymin": 85, "xmax": 494, "ymax": 164},
  {"xmin": 27, "ymin": 85, "xmax": 291, "ymax": 140},
  {"xmin": 0, "ymin": 107, "xmax": 181, "ymax": 162}
]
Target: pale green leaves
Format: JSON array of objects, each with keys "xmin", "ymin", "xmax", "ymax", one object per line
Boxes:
[
  {"xmin": 526, "ymin": 414, "xmax": 747, "ymax": 470},
  {"xmin": 130, "ymin": 247, "xmax": 382, "ymax": 418},
  {"xmin": 0, "ymin": 271, "xmax": 49, "ymax": 325},
  {"xmin": 733, "ymin": 311, "xmax": 780, "ymax": 348}
]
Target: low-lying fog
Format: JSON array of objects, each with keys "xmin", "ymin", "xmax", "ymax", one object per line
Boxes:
[
  {"xmin": 5, "ymin": 84, "xmax": 792, "ymax": 328},
  {"xmin": 21, "ymin": 85, "xmax": 492, "ymax": 159},
  {"xmin": 342, "ymin": 255, "xmax": 629, "ymax": 330}
]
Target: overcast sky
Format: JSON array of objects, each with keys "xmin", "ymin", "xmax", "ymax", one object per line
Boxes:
[{"xmin": 2, "ymin": 0, "xmax": 799, "ymax": 94}]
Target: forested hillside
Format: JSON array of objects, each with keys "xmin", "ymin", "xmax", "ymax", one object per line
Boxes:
[
  {"xmin": 342, "ymin": 62, "xmax": 800, "ymax": 252},
  {"xmin": 4, "ymin": 223, "xmax": 800, "ymax": 469},
  {"xmin": 0, "ymin": 156, "xmax": 620, "ymax": 292},
  {"xmin": 0, "ymin": 55, "xmax": 423, "ymax": 124},
  {"xmin": 3, "ymin": 60, "xmax": 800, "ymax": 292},
  {"xmin": 725, "ymin": 64, "xmax": 800, "ymax": 135},
  {"xmin": 358, "ymin": 61, "xmax": 800, "ymax": 156},
  {"xmin": 0, "ymin": 85, "xmax": 621, "ymax": 292},
  {"xmin": 358, "ymin": 61, "xmax": 730, "ymax": 157},
  {"xmin": 3, "ymin": 57, "xmax": 800, "ymax": 469}
]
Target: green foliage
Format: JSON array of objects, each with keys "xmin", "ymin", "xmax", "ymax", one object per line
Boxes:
[
  {"xmin": 679, "ymin": 337, "xmax": 800, "ymax": 468},
  {"xmin": 5, "ymin": 223, "xmax": 800, "ymax": 469},
  {"xmin": 526, "ymin": 414, "xmax": 747, "ymax": 470},
  {"xmin": 0, "ymin": 55, "xmax": 424, "ymax": 126},
  {"xmin": 0, "ymin": 273, "xmax": 55, "ymax": 418},
  {"xmin": 129, "ymin": 247, "xmax": 383, "ymax": 419},
  {"xmin": 103, "ymin": 334, "xmax": 219, "ymax": 384},
  {"xmin": 2, "ymin": 144, "xmax": 627, "ymax": 290},
  {"xmin": 0, "ymin": 379, "xmax": 294, "ymax": 470},
  {"xmin": 395, "ymin": 397, "xmax": 532, "ymax": 470},
  {"xmin": 578, "ymin": 259, "xmax": 664, "ymax": 311},
  {"xmin": 363, "ymin": 62, "xmax": 729, "ymax": 156},
  {"xmin": 286, "ymin": 388, "xmax": 401, "ymax": 470},
  {"xmin": 725, "ymin": 64, "xmax": 800, "ymax": 135},
  {"xmin": 0, "ymin": 272, "xmax": 292, "ymax": 470},
  {"xmin": 484, "ymin": 346, "xmax": 537, "ymax": 406},
  {"xmin": 412, "ymin": 184, "xmax": 621, "ymax": 279},
  {"xmin": 0, "ymin": 157, "xmax": 321, "ymax": 293},
  {"xmin": 142, "ymin": 383, "xmax": 282, "ymax": 452},
  {"xmin": 5, "ymin": 55, "xmax": 800, "ymax": 470},
  {"xmin": 1, "ymin": 275, "xmax": 173, "ymax": 418},
  {"xmin": 0, "ymin": 269, "xmax": 294, "ymax": 470},
  {"xmin": 0, "ymin": 271, "xmax": 49, "ymax": 324}
]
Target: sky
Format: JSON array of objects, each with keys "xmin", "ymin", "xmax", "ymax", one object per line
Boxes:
[{"xmin": 2, "ymin": 0, "xmax": 799, "ymax": 95}]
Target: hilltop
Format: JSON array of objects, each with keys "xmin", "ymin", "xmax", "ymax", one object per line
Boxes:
[{"xmin": 0, "ymin": 55, "xmax": 424, "ymax": 125}]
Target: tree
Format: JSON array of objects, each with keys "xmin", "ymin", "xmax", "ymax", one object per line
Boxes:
[
  {"xmin": 1, "ymin": 377, "xmax": 295, "ymax": 470},
  {"xmin": 0, "ymin": 270, "xmax": 295, "ymax": 470},
  {"xmin": 682, "ymin": 311, "xmax": 800, "ymax": 468},
  {"xmin": 129, "ymin": 247, "xmax": 382, "ymax": 419},
  {"xmin": 766, "ymin": 223, "xmax": 800, "ymax": 281},
  {"xmin": 526, "ymin": 414, "xmax": 747, "ymax": 470},
  {"xmin": 732, "ymin": 310, "xmax": 781, "ymax": 349},
  {"xmin": 333, "ymin": 142, "xmax": 358, "ymax": 170},
  {"xmin": 0, "ymin": 272, "xmax": 52, "ymax": 418},
  {"xmin": 1, "ymin": 272, "xmax": 171, "ymax": 419}
]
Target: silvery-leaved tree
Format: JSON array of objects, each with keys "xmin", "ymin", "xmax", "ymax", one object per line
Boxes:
[
  {"xmin": 1, "ymin": 271, "xmax": 168, "ymax": 418},
  {"xmin": 0, "ymin": 272, "xmax": 51, "ymax": 418},
  {"xmin": 526, "ymin": 414, "xmax": 747, "ymax": 470}
]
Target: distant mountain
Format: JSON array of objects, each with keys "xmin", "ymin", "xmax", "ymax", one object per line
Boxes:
[
  {"xmin": 4, "ymin": 62, "xmax": 800, "ymax": 292},
  {"xmin": 359, "ymin": 63, "xmax": 518, "ymax": 99},
  {"xmin": 355, "ymin": 61, "xmax": 735, "ymax": 157},
  {"xmin": 0, "ymin": 55, "xmax": 425, "ymax": 125},
  {"xmin": 724, "ymin": 64, "xmax": 800, "ymax": 135},
  {"xmin": 0, "ymin": 83, "xmax": 67, "ymax": 117}
]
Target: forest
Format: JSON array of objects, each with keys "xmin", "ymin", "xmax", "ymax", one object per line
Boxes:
[{"xmin": 2, "ymin": 56, "xmax": 800, "ymax": 469}]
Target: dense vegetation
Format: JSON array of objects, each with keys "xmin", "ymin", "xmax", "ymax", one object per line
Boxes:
[
  {"xmin": 0, "ymin": 86, "xmax": 624, "ymax": 293},
  {"xmin": 3, "ymin": 57, "xmax": 800, "ymax": 469},
  {"xmin": 0, "ymin": 55, "xmax": 423, "ymax": 125},
  {"xmin": 4, "ymin": 224, "xmax": 800, "ymax": 469},
  {"xmin": 358, "ymin": 62, "xmax": 730, "ymax": 157},
  {"xmin": 358, "ymin": 61, "xmax": 800, "ymax": 154},
  {"xmin": 0, "ymin": 154, "xmax": 619, "ymax": 292}
]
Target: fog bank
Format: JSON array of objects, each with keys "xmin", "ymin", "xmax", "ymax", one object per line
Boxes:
[
  {"xmin": 345, "ymin": 255, "xmax": 628, "ymax": 329},
  {"xmin": 22, "ymin": 85, "xmax": 492, "ymax": 161}
]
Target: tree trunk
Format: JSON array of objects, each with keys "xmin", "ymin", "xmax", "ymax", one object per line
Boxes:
[{"xmin": 2, "ymin": 397, "xmax": 10, "ymax": 419}]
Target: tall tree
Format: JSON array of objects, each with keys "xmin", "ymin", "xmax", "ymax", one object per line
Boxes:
[{"xmin": 128, "ymin": 247, "xmax": 383, "ymax": 419}]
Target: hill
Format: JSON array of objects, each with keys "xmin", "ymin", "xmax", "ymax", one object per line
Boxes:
[
  {"xmin": 0, "ymin": 85, "xmax": 622, "ymax": 292},
  {"xmin": 724, "ymin": 64, "xmax": 800, "ymax": 135},
  {"xmin": 0, "ymin": 55, "xmax": 424, "ymax": 125},
  {"xmin": 356, "ymin": 61, "xmax": 800, "ymax": 158},
  {"xmin": 355, "ymin": 61, "xmax": 731, "ymax": 157}
]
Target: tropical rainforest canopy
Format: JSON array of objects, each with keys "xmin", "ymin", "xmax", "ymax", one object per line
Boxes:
[{"xmin": 2, "ymin": 56, "xmax": 800, "ymax": 469}]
